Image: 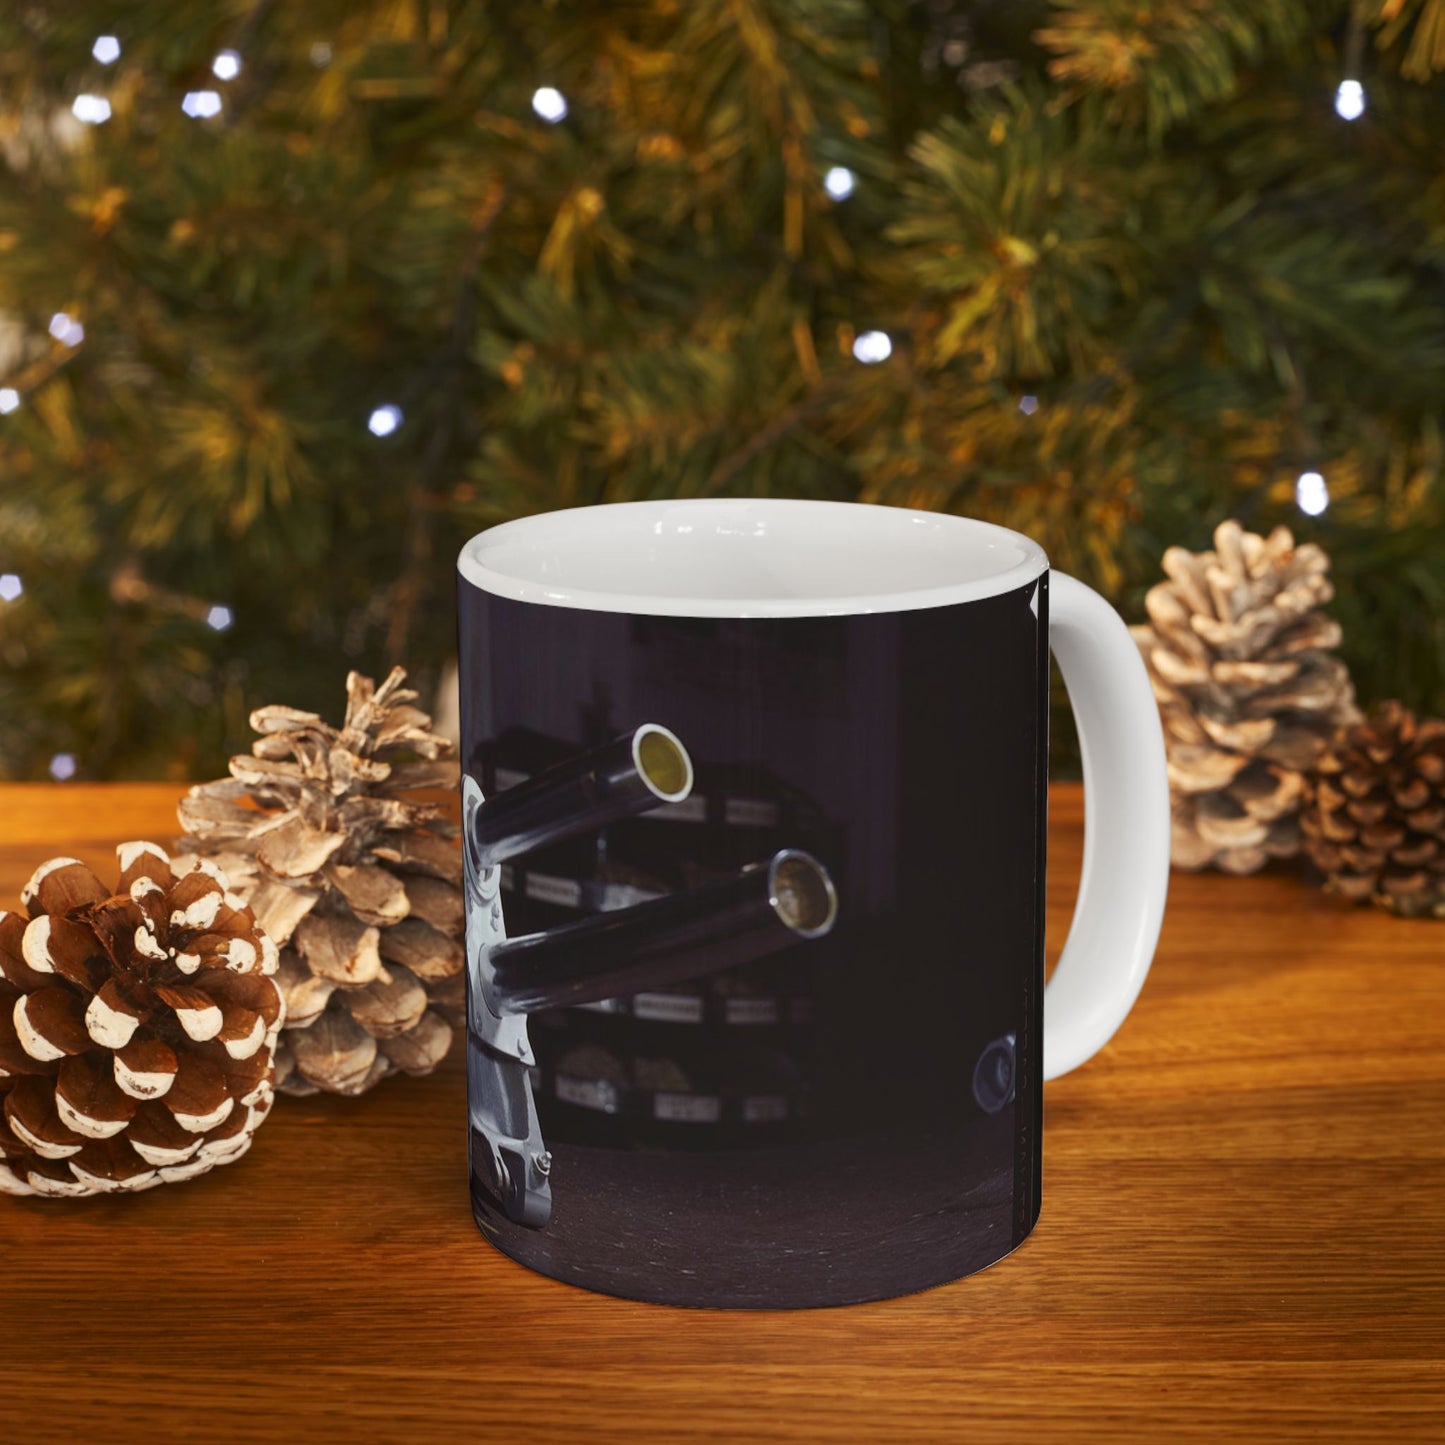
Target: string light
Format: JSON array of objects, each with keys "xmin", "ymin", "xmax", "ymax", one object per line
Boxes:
[
  {"xmin": 1334, "ymin": 79, "xmax": 1366, "ymax": 121},
  {"xmin": 92, "ymin": 36, "xmax": 121, "ymax": 65},
  {"xmin": 0, "ymin": 388, "xmax": 19, "ymax": 414},
  {"xmin": 206, "ymin": 604, "xmax": 234, "ymax": 631},
  {"xmin": 1018, "ymin": 395, "xmax": 1039, "ymax": 416},
  {"xmin": 72, "ymin": 94, "xmax": 112, "ymax": 125},
  {"xmin": 531, "ymin": 87, "xmax": 568, "ymax": 123},
  {"xmin": 49, "ymin": 313, "xmax": 85, "ymax": 346},
  {"xmin": 368, "ymin": 404, "xmax": 403, "ymax": 437},
  {"xmin": 1296, "ymin": 470, "xmax": 1330, "ymax": 516},
  {"xmin": 852, "ymin": 330, "xmax": 892, "ymax": 364},
  {"xmin": 49, "ymin": 753, "xmax": 78, "ymax": 781},
  {"xmin": 212, "ymin": 50, "xmax": 242, "ymax": 81},
  {"xmin": 182, "ymin": 91, "xmax": 223, "ymax": 119},
  {"xmin": 0, "ymin": 574, "xmax": 22, "ymax": 601},
  {"xmin": 823, "ymin": 166, "xmax": 856, "ymax": 201}
]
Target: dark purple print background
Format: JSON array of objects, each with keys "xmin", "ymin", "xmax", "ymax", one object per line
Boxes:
[{"xmin": 459, "ymin": 573, "xmax": 1049, "ymax": 1308}]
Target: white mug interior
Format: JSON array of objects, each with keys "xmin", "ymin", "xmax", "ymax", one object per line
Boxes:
[{"xmin": 458, "ymin": 498, "xmax": 1048, "ymax": 618}]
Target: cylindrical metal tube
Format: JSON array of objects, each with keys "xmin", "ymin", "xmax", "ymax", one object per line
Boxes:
[
  {"xmin": 469, "ymin": 724, "xmax": 693, "ymax": 870},
  {"xmin": 489, "ymin": 849, "xmax": 839, "ymax": 1015}
]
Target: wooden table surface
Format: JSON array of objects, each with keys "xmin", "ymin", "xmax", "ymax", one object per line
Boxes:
[{"xmin": 2, "ymin": 783, "xmax": 1441, "ymax": 1443}]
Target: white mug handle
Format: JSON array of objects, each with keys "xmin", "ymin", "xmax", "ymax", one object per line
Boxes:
[{"xmin": 1044, "ymin": 572, "xmax": 1170, "ymax": 1080}]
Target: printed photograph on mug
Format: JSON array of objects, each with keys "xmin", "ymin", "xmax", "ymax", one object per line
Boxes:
[{"xmin": 458, "ymin": 518, "xmax": 1050, "ymax": 1308}]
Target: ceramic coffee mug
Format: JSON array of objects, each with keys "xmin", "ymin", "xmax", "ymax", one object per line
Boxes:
[{"xmin": 457, "ymin": 498, "xmax": 1168, "ymax": 1309}]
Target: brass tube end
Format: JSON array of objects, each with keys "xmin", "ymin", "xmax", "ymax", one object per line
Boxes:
[
  {"xmin": 768, "ymin": 850, "xmax": 838, "ymax": 939},
  {"xmin": 632, "ymin": 724, "xmax": 693, "ymax": 802}
]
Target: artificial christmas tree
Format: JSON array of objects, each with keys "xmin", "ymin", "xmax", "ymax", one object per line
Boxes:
[
  {"xmin": 1302, "ymin": 701, "xmax": 1445, "ymax": 916},
  {"xmin": 0, "ymin": 845, "xmax": 283, "ymax": 1197},
  {"xmin": 177, "ymin": 667, "xmax": 462, "ymax": 1096},
  {"xmin": 0, "ymin": 3, "xmax": 1442, "ymax": 783}
]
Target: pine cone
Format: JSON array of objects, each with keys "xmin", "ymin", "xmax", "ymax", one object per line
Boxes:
[
  {"xmin": 176, "ymin": 667, "xmax": 461, "ymax": 1096},
  {"xmin": 1131, "ymin": 520, "xmax": 1359, "ymax": 874},
  {"xmin": 0, "ymin": 845, "xmax": 283, "ymax": 1198},
  {"xmin": 1301, "ymin": 702, "xmax": 1445, "ymax": 918}
]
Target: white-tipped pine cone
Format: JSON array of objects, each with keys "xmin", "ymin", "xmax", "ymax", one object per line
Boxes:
[
  {"xmin": 176, "ymin": 666, "xmax": 461, "ymax": 1096},
  {"xmin": 1131, "ymin": 519, "xmax": 1359, "ymax": 874},
  {"xmin": 0, "ymin": 845, "xmax": 283, "ymax": 1198}
]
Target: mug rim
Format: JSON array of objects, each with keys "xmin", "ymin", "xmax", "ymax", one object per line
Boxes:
[{"xmin": 458, "ymin": 498, "xmax": 1049, "ymax": 618}]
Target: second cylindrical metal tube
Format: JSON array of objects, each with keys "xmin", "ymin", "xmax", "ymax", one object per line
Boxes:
[{"xmin": 489, "ymin": 849, "xmax": 838, "ymax": 1015}]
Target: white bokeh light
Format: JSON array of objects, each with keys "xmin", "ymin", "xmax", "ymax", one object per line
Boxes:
[
  {"xmin": 212, "ymin": 50, "xmax": 243, "ymax": 81},
  {"xmin": 823, "ymin": 166, "xmax": 856, "ymax": 201},
  {"xmin": 310, "ymin": 42, "xmax": 334, "ymax": 68},
  {"xmin": 49, "ymin": 313, "xmax": 85, "ymax": 346},
  {"xmin": 49, "ymin": 753, "xmax": 78, "ymax": 782},
  {"xmin": 182, "ymin": 90, "xmax": 223, "ymax": 119},
  {"xmin": 72, "ymin": 94, "xmax": 112, "ymax": 124},
  {"xmin": 0, "ymin": 388, "xmax": 19, "ymax": 414},
  {"xmin": 0, "ymin": 574, "xmax": 22, "ymax": 602},
  {"xmin": 1296, "ymin": 470, "xmax": 1330, "ymax": 516},
  {"xmin": 1334, "ymin": 79, "xmax": 1365, "ymax": 121},
  {"xmin": 1019, "ymin": 395, "xmax": 1039, "ymax": 416},
  {"xmin": 852, "ymin": 330, "xmax": 892, "ymax": 364},
  {"xmin": 92, "ymin": 36, "xmax": 121, "ymax": 65},
  {"xmin": 206, "ymin": 604, "xmax": 234, "ymax": 632},
  {"xmin": 368, "ymin": 404, "xmax": 404, "ymax": 437},
  {"xmin": 532, "ymin": 87, "xmax": 568, "ymax": 123}
]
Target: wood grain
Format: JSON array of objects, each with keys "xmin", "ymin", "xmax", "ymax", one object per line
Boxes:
[{"xmin": 1, "ymin": 783, "xmax": 1441, "ymax": 1443}]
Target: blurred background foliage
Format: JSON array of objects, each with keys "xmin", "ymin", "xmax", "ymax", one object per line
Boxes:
[{"xmin": 0, "ymin": 0, "xmax": 1441, "ymax": 779}]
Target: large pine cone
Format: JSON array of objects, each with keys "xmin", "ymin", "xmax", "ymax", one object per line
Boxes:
[
  {"xmin": 1301, "ymin": 702, "xmax": 1445, "ymax": 918},
  {"xmin": 1131, "ymin": 520, "xmax": 1359, "ymax": 874},
  {"xmin": 176, "ymin": 667, "xmax": 461, "ymax": 1096},
  {"xmin": 0, "ymin": 845, "xmax": 283, "ymax": 1198}
]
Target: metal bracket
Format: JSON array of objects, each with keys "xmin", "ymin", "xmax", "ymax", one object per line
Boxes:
[{"xmin": 464, "ymin": 773, "xmax": 552, "ymax": 1228}]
